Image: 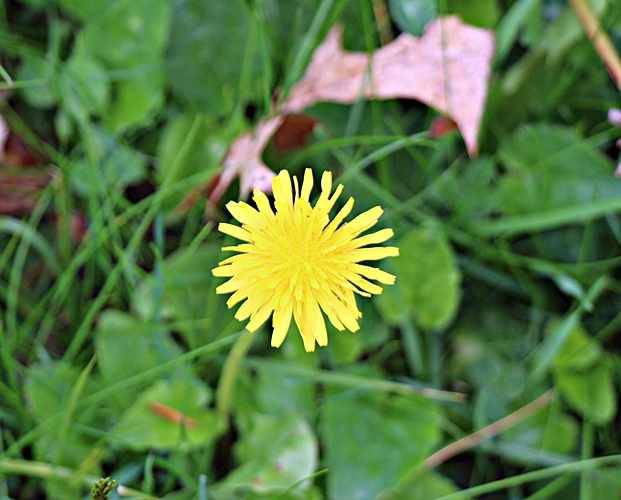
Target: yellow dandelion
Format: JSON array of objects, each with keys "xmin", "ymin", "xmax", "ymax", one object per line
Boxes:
[{"xmin": 212, "ymin": 168, "xmax": 399, "ymax": 352}]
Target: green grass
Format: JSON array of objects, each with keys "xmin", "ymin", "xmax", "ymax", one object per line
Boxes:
[{"xmin": 2, "ymin": 0, "xmax": 621, "ymax": 499}]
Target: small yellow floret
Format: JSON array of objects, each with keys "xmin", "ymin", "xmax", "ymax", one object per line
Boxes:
[{"xmin": 212, "ymin": 168, "xmax": 399, "ymax": 352}]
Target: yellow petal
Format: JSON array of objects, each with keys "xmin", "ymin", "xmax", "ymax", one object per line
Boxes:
[
  {"xmin": 271, "ymin": 300, "xmax": 293, "ymax": 347},
  {"xmin": 272, "ymin": 170, "xmax": 293, "ymax": 206},
  {"xmin": 342, "ymin": 247, "xmax": 400, "ymax": 262},
  {"xmin": 226, "ymin": 201, "xmax": 266, "ymax": 228},
  {"xmin": 246, "ymin": 302, "xmax": 273, "ymax": 332},
  {"xmin": 349, "ymin": 228, "xmax": 394, "ymax": 248},
  {"xmin": 218, "ymin": 223, "xmax": 251, "ymax": 242},
  {"xmin": 300, "ymin": 168, "xmax": 314, "ymax": 203},
  {"xmin": 350, "ymin": 264, "xmax": 396, "ymax": 284}
]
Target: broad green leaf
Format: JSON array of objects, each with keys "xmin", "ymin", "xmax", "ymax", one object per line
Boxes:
[
  {"xmin": 94, "ymin": 310, "xmax": 184, "ymax": 409},
  {"xmin": 165, "ymin": 0, "xmax": 262, "ymax": 115},
  {"xmin": 378, "ymin": 466, "xmax": 461, "ymax": 500},
  {"xmin": 496, "ymin": 124, "xmax": 621, "ymax": 216},
  {"xmin": 134, "ymin": 244, "xmax": 236, "ymax": 347},
  {"xmin": 17, "ymin": 57, "xmax": 57, "ymax": 109},
  {"xmin": 111, "ymin": 377, "xmax": 225, "ymax": 450},
  {"xmin": 551, "ymin": 321, "xmax": 601, "ymax": 371},
  {"xmin": 321, "ymin": 392, "xmax": 441, "ymax": 500},
  {"xmin": 447, "ymin": 0, "xmax": 500, "ymax": 28},
  {"xmin": 327, "ymin": 328, "xmax": 363, "ymax": 365},
  {"xmin": 59, "ymin": 49, "xmax": 110, "ymax": 121},
  {"xmin": 69, "ymin": 127, "xmax": 146, "ymax": 195},
  {"xmin": 25, "ymin": 361, "xmax": 97, "ymax": 426},
  {"xmin": 439, "ymin": 157, "xmax": 498, "ymax": 221},
  {"xmin": 255, "ymin": 369, "xmax": 317, "ymax": 422},
  {"xmin": 24, "ymin": 362, "xmax": 102, "ymax": 498},
  {"xmin": 75, "ymin": 0, "xmax": 170, "ymax": 129},
  {"xmin": 501, "ymin": 404, "xmax": 578, "ymax": 456},
  {"xmin": 58, "ymin": 0, "xmax": 110, "ymax": 20},
  {"xmin": 392, "ymin": 228, "xmax": 461, "ymax": 330},
  {"xmin": 81, "ymin": 0, "xmax": 171, "ymax": 68},
  {"xmin": 215, "ymin": 413, "xmax": 318, "ymax": 495},
  {"xmin": 387, "ymin": 0, "xmax": 437, "ymax": 36},
  {"xmin": 554, "ymin": 361, "xmax": 616, "ymax": 425},
  {"xmin": 588, "ymin": 469, "xmax": 621, "ymax": 500},
  {"xmin": 106, "ymin": 68, "xmax": 165, "ymax": 131}
]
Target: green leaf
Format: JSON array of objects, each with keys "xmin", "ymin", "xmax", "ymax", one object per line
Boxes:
[
  {"xmin": 111, "ymin": 377, "xmax": 225, "ymax": 450},
  {"xmin": 501, "ymin": 404, "xmax": 578, "ymax": 456},
  {"xmin": 387, "ymin": 0, "xmax": 437, "ymax": 36},
  {"xmin": 588, "ymin": 468, "xmax": 621, "ymax": 500},
  {"xmin": 255, "ymin": 369, "xmax": 317, "ymax": 422},
  {"xmin": 58, "ymin": 0, "xmax": 110, "ymax": 20},
  {"xmin": 69, "ymin": 127, "xmax": 146, "ymax": 195},
  {"xmin": 321, "ymin": 392, "xmax": 441, "ymax": 500},
  {"xmin": 134, "ymin": 244, "xmax": 237, "ymax": 347},
  {"xmin": 106, "ymin": 68, "xmax": 165, "ymax": 131},
  {"xmin": 94, "ymin": 310, "xmax": 183, "ymax": 408},
  {"xmin": 59, "ymin": 49, "xmax": 110, "ymax": 121},
  {"xmin": 496, "ymin": 124, "xmax": 621, "ymax": 216},
  {"xmin": 554, "ymin": 361, "xmax": 616, "ymax": 425},
  {"xmin": 74, "ymin": 0, "xmax": 170, "ymax": 129},
  {"xmin": 378, "ymin": 466, "xmax": 461, "ymax": 500},
  {"xmin": 80, "ymin": 0, "xmax": 171, "ymax": 68},
  {"xmin": 551, "ymin": 321, "xmax": 601, "ymax": 371},
  {"xmin": 392, "ymin": 228, "xmax": 461, "ymax": 330},
  {"xmin": 165, "ymin": 0, "xmax": 262, "ymax": 115},
  {"xmin": 439, "ymin": 157, "xmax": 498, "ymax": 221},
  {"xmin": 17, "ymin": 57, "xmax": 58, "ymax": 109},
  {"xmin": 447, "ymin": 0, "xmax": 500, "ymax": 28},
  {"xmin": 24, "ymin": 362, "xmax": 102, "ymax": 498},
  {"xmin": 216, "ymin": 413, "xmax": 318, "ymax": 495}
]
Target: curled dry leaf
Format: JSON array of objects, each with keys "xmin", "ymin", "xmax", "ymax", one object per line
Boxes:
[
  {"xmin": 206, "ymin": 115, "xmax": 284, "ymax": 211},
  {"xmin": 202, "ymin": 15, "xmax": 493, "ymax": 214},
  {"xmin": 0, "ymin": 114, "xmax": 51, "ymax": 215},
  {"xmin": 283, "ymin": 16, "xmax": 495, "ymax": 156}
]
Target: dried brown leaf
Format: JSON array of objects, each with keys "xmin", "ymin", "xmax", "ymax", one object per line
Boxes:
[
  {"xmin": 202, "ymin": 16, "xmax": 494, "ymax": 213},
  {"xmin": 0, "ymin": 114, "xmax": 51, "ymax": 215},
  {"xmin": 207, "ymin": 115, "xmax": 284, "ymax": 210},
  {"xmin": 283, "ymin": 16, "xmax": 494, "ymax": 156}
]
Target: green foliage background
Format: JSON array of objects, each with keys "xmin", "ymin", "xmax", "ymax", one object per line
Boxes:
[{"xmin": 2, "ymin": 0, "xmax": 621, "ymax": 499}]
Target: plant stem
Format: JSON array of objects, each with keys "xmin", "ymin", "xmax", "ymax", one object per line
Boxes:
[
  {"xmin": 580, "ymin": 423, "xmax": 594, "ymax": 500},
  {"xmin": 0, "ymin": 459, "xmax": 160, "ymax": 499},
  {"xmin": 436, "ymin": 454, "xmax": 621, "ymax": 500},
  {"xmin": 425, "ymin": 389, "xmax": 555, "ymax": 468},
  {"xmin": 216, "ymin": 328, "xmax": 260, "ymax": 418},
  {"xmin": 246, "ymin": 357, "xmax": 465, "ymax": 403},
  {"xmin": 568, "ymin": 0, "xmax": 621, "ymax": 93}
]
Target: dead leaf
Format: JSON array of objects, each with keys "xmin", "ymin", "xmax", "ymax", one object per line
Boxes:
[
  {"xmin": 206, "ymin": 115, "xmax": 284, "ymax": 209},
  {"xmin": 199, "ymin": 16, "xmax": 494, "ymax": 213},
  {"xmin": 282, "ymin": 16, "xmax": 494, "ymax": 156},
  {"xmin": 429, "ymin": 116, "xmax": 458, "ymax": 138},
  {"xmin": 0, "ymin": 114, "xmax": 51, "ymax": 215},
  {"xmin": 273, "ymin": 115, "xmax": 319, "ymax": 151}
]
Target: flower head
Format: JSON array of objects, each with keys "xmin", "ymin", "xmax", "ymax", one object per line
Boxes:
[{"xmin": 212, "ymin": 168, "xmax": 399, "ymax": 352}]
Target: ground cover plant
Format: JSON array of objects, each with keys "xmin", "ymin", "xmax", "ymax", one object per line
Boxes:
[{"xmin": 2, "ymin": 0, "xmax": 621, "ymax": 498}]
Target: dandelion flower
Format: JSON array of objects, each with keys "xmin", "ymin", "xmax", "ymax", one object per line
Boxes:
[{"xmin": 212, "ymin": 168, "xmax": 399, "ymax": 352}]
